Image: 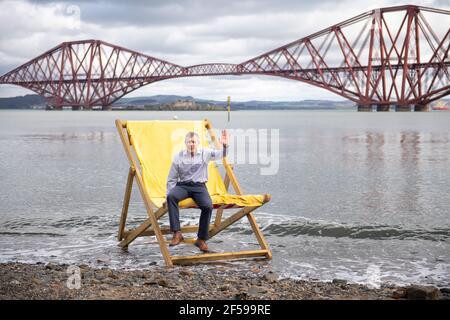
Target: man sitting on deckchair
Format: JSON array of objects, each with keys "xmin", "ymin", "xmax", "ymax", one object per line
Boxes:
[{"xmin": 164, "ymin": 130, "xmax": 229, "ymax": 252}]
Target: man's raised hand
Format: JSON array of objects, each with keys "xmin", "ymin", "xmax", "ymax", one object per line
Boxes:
[{"xmin": 220, "ymin": 129, "xmax": 229, "ymax": 147}]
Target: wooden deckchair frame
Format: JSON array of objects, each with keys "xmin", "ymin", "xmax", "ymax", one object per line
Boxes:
[{"xmin": 115, "ymin": 118, "xmax": 272, "ymax": 266}]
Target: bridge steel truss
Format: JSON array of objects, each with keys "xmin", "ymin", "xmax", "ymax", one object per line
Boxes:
[{"xmin": 0, "ymin": 5, "xmax": 449, "ymax": 110}]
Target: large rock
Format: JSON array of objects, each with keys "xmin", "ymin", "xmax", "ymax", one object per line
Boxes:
[
  {"xmin": 405, "ymin": 285, "xmax": 441, "ymax": 300},
  {"xmin": 263, "ymin": 272, "xmax": 279, "ymax": 283},
  {"xmin": 154, "ymin": 276, "xmax": 176, "ymax": 288},
  {"xmin": 45, "ymin": 263, "xmax": 59, "ymax": 270},
  {"xmin": 440, "ymin": 288, "xmax": 450, "ymax": 300},
  {"xmin": 440, "ymin": 288, "xmax": 450, "ymax": 294},
  {"xmin": 332, "ymin": 279, "xmax": 348, "ymax": 285},
  {"xmin": 248, "ymin": 285, "xmax": 268, "ymax": 296},
  {"xmin": 179, "ymin": 269, "xmax": 195, "ymax": 277},
  {"xmin": 392, "ymin": 289, "xmax": 406, "ymax": 299}
]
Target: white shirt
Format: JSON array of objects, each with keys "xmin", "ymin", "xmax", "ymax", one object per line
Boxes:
[{"xmin": 166, "ymin": 148, "xmax": 224, "ymax": 195}]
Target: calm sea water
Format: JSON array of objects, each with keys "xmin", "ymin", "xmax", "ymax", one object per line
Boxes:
[{"xmin": 0, "ymin": 109, "xmax": 449, "ymax": 287}]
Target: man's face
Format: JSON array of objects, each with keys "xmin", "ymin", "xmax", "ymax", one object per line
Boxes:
[{"xmin": 185, "ymin": 134, "xmax": 199, "ymax": 154}]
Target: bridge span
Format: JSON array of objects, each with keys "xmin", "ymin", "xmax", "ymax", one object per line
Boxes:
[{"xmin": 0, "ymin": 5, "xmax": 449, "ymax": 111}]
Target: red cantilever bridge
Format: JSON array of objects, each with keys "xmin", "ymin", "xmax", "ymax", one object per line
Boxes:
[{"xmin": 0, "ymin": 5, "xmax": 449, "ymax": 111}]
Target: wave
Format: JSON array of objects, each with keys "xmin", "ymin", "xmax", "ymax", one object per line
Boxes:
[
  {"xmin": 1, "ymin": 212, "xmax": 449, "ymax": 242},
  {"xmin": 225, "ymin": 213, "xmax": 450, "ymax": 242},
  {"xmin": 262, "ymin": 221, "xmax": 450, "ymax": 241},
  {"xmin": 0, "ymin": 231, "xmax": 65, "ymax": 237}
]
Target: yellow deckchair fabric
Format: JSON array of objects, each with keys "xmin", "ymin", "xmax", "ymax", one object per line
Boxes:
[{"xmin": 126, "ymin": 120, "xmax": 266, "ymax": 208}]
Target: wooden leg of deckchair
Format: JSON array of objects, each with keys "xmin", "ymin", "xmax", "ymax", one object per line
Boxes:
[
  {"xmin": 118, "ymin": 167, "xmax": 135, "ymax": 241},
  {"xmin": 207, "ymin": 123, "xmax": 271, "ymax": 260},
  {"xmin": 138, "ymin": 203, "xmax": 172, "ymax": 267},
  {"xmin": 214, "ymin": 205, "xmax": 225, "ymax": 227},
  {"xmin": 118, "ymin": 207, "xmax": 168, "ymax": 247},
  {"xmin": 156, "ymin": 205, "xmax": 168, "ymax": 220},
  {"xmin": 246, "ymin": 212, "xmax": 272, "ymax": 260},
  {"xmin": 116, "ymin": 119, "xmax": 173, "ymax": 266},
  {"xmin": 119, "ymin": 208, "xmax": 173, "ymax": 266},
  {"xmin": 146, "ymin": 211, "xmax": 173, "ymax": 267},
  {"xmin": 208, "ymin": 206, "xmax": 259, "ymax": 238},
  {"xmin": 172, "ymin": 249, "xmax": 269, "ymax": 265},
  {"xmin": 124, "ymin": 224, "xmax": 211, "ymax": 237},
  {"xmin": 119, "ymin": 217, "xmax": 153, "ymax": 248},
  {"xmin": 209, "ymin": 206, "xmax": 272, "ymax": 260},
  {"xmin": 205, "ymin": 120, "xmax": 243, "ymax": 195}
]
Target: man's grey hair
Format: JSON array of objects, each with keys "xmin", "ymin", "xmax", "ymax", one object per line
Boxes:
[{"xmin": 185, "ymin": 131, "xmax": 200, "ymax": 143}]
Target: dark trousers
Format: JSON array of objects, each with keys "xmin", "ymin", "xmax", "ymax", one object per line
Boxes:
[{"xmin": 167, "ymin": 181, "xmax": 213, "ymax": 240}]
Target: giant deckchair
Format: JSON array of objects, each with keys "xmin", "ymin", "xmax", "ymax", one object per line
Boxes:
[{"xmin": 115, "ymin": 119, "xmax": 272, "ymax": 266}]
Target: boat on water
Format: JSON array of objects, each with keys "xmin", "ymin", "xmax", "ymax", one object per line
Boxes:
[{"xmin": 432, "ymin": 100, "xmax": 450, "ymax": 110}]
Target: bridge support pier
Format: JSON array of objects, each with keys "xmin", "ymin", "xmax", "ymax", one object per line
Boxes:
[
  {"xmin": 357, "ymin": 104, "xmax": 390, "ymax": 112},
  {"xmin": 101, "ymin": 105, "xmax": 112, "ymax": 111},
  {"xmin": 72, "ymin": 105, "xmax": 81, "ymax": 111},
  {"xmin": 357, "ymin": 104, "xmax": 431, "ymax": 112},
  {"xmin": 414, "ymin": 104, "xmax": 429, "ymax": 112},
  {"xmin": 357, "ymin": 105, "xmax": 372, "ymax": 112},
  {"xmin": 45, "ymin": 105, "xmax": 56, "ymax": 110},
  {"xmin": 394, "ymin": 105, "xmax": 411, "ymax": 112},
  {"xmin": 376, "ymin": 105, "xmax": 390, "ymax": 112}
]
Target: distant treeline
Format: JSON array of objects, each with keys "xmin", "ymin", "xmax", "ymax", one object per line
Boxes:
[{"xmin": 0, "ymin": 94, "xmax": 362, "ymax": 110}]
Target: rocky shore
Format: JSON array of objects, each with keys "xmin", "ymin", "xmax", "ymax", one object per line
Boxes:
[{"xmin": 0, "ymin": 262, "xmax": 448, "ymax": 300}]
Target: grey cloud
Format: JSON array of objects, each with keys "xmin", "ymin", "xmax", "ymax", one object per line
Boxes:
[
  {"xmin": 27, "ymin": 0, "xmax": 339, "ymax": 27},
  {"xmin": 2, "ymin": 0, "xmax": 448, "ymax": 99}
]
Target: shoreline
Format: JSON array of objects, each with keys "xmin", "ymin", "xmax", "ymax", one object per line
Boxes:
[{"xmin": 1, "ymin": 262, "xmax": 448, "ymax": 300}]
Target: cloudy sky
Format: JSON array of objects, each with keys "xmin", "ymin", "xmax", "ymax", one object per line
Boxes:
[{"xmin": 0, "ymin": 0, "xmax": 448, "ymax": 101}]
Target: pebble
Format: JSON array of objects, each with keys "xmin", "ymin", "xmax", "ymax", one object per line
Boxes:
[
  {"xmin": 392, "ymin": 289, "xmax": 406, "ymax": 299},
  {"xmin": 156, "ymin": 278, "xmax": 170, "ymax": 287},
  {"xmin": 219, "ymin": 284, "xmax": 230, "ymax": 291},
  {"xmin": 45, "ymin": 263, "xmax": 57, "ymax": 270},
  {"xmin": 179, "ymin": 269, "xmax": 195, "ymax": 277},
  {"xmin": 31, "ymin": 277, "xmax": 43, "ymax": 285},
  {"xmin": 405, "ymin": 285, "xmax": 441, "ymax": 300},
  {"xmin": 248, "ymin": 285, "xmax": 268, "ymax": 295}
]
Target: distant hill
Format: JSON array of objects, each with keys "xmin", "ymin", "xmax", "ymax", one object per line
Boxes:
[
  {"xmin": 0, "ymin": 94, "xmax": 355, "ymax": 110},
  {"xmin": 118, "ymin": 99, "xmax": 225, "ymax": 111},
  {"xmin": 2, "ymin": 93, "xmax": 447, "ymax": 110},
  {"xmin": 0, "ymin": 94, "xmax": 46, "ymax": 109},
  {"xmin": 114, "ymin": 95, "xmax": 355, "ymax": 110},
  {"xmin": 118, "ymin": 95, "xmax": 196, "ymax": 105}
]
